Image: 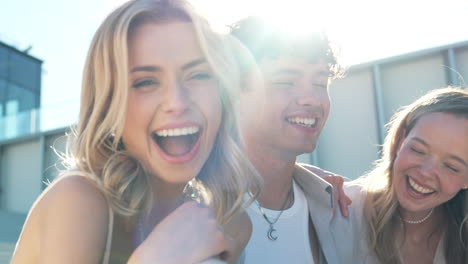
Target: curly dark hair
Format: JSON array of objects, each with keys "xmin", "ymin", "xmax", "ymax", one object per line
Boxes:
[{"xmin": 229, "ymin": 16, "xmax": 343, "ymax": 79}]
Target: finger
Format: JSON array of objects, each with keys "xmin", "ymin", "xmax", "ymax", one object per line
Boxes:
[
  {"xmin": 335, "ymin": 178, "xmax": 346, "ymax": 217},
  {"xmin": 327, "ymin": 176, "xmax": 345, "ymax": 218},
  {"xmin": 334, "ymin": 177, "xmax": 351, "ymax": 217},
  {"xmin": 339, "ymin": 193, "xmax": 349, "ymax": 217},
  {"xmin": 196, "ymin": 228, "xmax": 227, "ymax": 263},
  {"xmin": 219, "ymin": 234, "xmax": 237, "ymax": 262}
]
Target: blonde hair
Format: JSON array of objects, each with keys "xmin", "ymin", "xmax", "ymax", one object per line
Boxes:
[
  {"xmin": 362, "ymin": 87, "xmax": 468, "ymax": 263},
  {"xmin": 62, "ymin": 0, "xmax": 261, "ymax": 225}
]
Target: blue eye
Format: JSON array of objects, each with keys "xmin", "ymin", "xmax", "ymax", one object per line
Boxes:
[
  {"xmin": 132, "ymin": 79, "xmax": 159, "ymax": 89},
  {"xmin": 191, "ymin": 73, "xmax": 212, "ymax": 80}
]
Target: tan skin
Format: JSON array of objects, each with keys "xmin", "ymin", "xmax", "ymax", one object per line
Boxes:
[
  {"xmin": 12, "ymin": 176, "xmax": 251, "ymax": 264},
  {"xmin": 397, "ymin": 210, "xmax": 444, "ymax": 264},
  {"xmin": 240, "ymin": 58, "xmax": 351, "ymax": 217},
  {"xmin": 240, "ymin": 56, "xmax": 351, "ymax": 263},
  {"xmin": 392, "ymin": 113, "xmax": 468, "ymax": 263},
  {"xmin": 12, "ymin": 22, "xmax": 251, "ymax": 264}
]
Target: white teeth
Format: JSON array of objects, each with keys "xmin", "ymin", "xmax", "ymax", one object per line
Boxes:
[
  {"xmin": 287, "ymin": 117, "xmax": 317, "ymax": 127},
  {"xmin": 408, "ymin": 177, "xmax": 434, "ymax": 194},
  {"xmin": 155, "ymin": 126, "xmax": 199, "ymax": 137}
]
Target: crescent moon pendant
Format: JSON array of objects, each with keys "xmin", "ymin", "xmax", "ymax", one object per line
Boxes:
[{"xmin": 267, "ymin": 227, "xmax": 278, "ymax": 241}]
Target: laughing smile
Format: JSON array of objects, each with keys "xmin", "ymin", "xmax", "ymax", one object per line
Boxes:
[
  {"xmin": 152, "ymin": 125, "xmax": 201, "ymax": 158},
  {"xmin": 287, "ymin": 117, "xmax": 317, "ymax": 128},
  {"xmin": 407, "ymin": 176, "xmax": 436, "ymax": 195}
]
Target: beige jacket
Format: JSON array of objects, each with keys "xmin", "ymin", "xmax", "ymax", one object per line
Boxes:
[{"xmin": 294, "ymin": 163, "xmax": 354, "ymax": 264}]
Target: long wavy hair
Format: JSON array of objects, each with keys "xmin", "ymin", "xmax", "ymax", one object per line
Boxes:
[
  {"xmin": 362, "ymin": 87, "xmax": 468, "ymax": 263},
  {"xmin": 62, "ymin": 0, "xmax": 261, "ymax": 226}
]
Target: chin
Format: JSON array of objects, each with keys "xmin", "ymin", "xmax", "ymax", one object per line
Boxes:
[
  {"xmin": 299, "ymin": 143, "xmax": 317, "ymax": 154},
  {"xmin": 151, "ymin": 164, "xmax": 202, "ymax": 185},
  {"xmin": 160, "ymin": 173, "xmax": 197, "ymax": 185}
]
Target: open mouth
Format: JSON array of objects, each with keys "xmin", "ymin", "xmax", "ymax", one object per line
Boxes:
[
  {"xmin": 152, "ymin": 126, "xmax": 201, "ymax": 157},
  {"xmin": 287, "ymin": 117, "xmax": 317, "ymax": 128},
  {"xmin": 407, "ymin": 176, "xmax": 436, "ymax": 196}
]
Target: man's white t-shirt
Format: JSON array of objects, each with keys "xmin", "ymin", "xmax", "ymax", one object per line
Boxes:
[{"xmin": 244, "ymin": 181, "xmax": 314, "ymax": 264}]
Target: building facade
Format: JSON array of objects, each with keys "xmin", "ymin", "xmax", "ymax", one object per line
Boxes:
[
  {"xmin": 0, "ymin": 41, "xmax": 42, "ymax": 141},
  {"xmin": 0, "ymin": 39, "xmax": 468, "ymax": 262},
  {"xmin": 0, "ymin": 41, "xmax": 42, "ymax": 263}
]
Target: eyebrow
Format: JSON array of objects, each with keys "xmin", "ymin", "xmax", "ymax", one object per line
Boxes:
[
  {"xmin": 181, "ymin": 58, "xmax": 207, "ymax": 71},
  {"xmin": 130, "ymin": 58, "xmax": 207, "ymax": 73},
  {"xmin": 272, "ymin": 68, "xmax": 330, "ymax": 77},
  {"xmin": 272, "ymin": 68, "xmax": 302, "ymax": 76},
  {"xmin": 130, "ymin": 65, "xmax": 162, "ymax": 73},
  {"xmin": 412, "ymin": 137, "xmax": 467, "ymax": 166},
  {"xmin": 411, "ymin": 137, "xmax": 428, "ymax": 146},
  {"xmin": 317, "ymin": 69, "xmax": 331, "ymax": 77},
  {"xmin": 450, "ymin": 154, "xmax": 468, "ymax": 167}
]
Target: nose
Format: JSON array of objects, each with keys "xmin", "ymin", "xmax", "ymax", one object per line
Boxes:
[
  {"xmin": 295, "ymin": 84, "xmax": 328, "ymax": 107},
  {"xmin": 296, "ymin": 93, "xmax": 318, "ymax": 106},
  {"xmin": 419, "ymin": 157, "xmax": 439, "ymax": 178},
  {"xmin": 162, "ymin": 80, "xmax": 189, "ymax": 115}
]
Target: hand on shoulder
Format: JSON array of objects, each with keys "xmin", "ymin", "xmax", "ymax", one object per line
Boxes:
[
  {"xmin": 298, "ymin": 163, "xmax": 352, "ymax": 217},
  {"xmin": 222, "ymin": 210, "xmax": 252, "ymax": 263},
  {"xmin": 129, "ymin": 201, "xmax": 237, "ymax": 264}
]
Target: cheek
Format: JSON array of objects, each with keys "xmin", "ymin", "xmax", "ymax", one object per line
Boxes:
[
  {"xmin": 441, "ymin": 178, "xmax": 466, "ymax": 198},
  {"xmin": 123, "ymin": 98, "xmax": 147, "ymax": 134},
  {"xmin": 393, "ymin": 147, "xmax": 413, "ymax": 169},
  {"xmin": 322, "ymin": 98, "xmax": 331, "ymax": 118},
  {"xmin": 392, "ymin": 153, "xmax": 410, "ymax": 184},
  {"xmin": 199, "ymin": 90, "xmax": 222, "ymax": 133},
  {"xmin": 122, "ymin": 95, "xmax": 154, "ymax": 151}
]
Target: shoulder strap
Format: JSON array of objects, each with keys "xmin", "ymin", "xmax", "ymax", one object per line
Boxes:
[{"xmin": 102, "ymin": 202, "xmax": 114, "ymax": 264}]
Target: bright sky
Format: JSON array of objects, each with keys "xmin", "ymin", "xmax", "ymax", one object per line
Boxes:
[{"xmin": 1, "ymin": 0, "xmax": 468, "ymax": 110}]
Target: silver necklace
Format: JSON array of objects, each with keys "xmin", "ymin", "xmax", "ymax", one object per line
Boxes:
[
  {"xmin": 399, "ymin": 208, "xmax": 434, "ymax": 224},
  {"xmin": 254, "ymin": 186, "xmax": 293, "ymax": 241},
  {"xmin": 137, "ymin": 219, "xmax": 145, "ymax": 244}
]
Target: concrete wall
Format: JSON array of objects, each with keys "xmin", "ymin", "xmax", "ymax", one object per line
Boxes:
[
  {"xmin": 43, "ymin": 133, "xmax": 68, "ymax": 186},
  {"xmin": 380, "ymin": 53, "xmax": 447, "ymax": 122},
  {"xmin": 317, "ymin": 68, "xmax": 379, "ymax": 179},
  {"xmin": 300, "ymin": 41, "xmax": 468, "ymax": 180},
  {"xmin": 0, "ymin": 138, "xmax": 42, "ymax": 213},
  {"xmin": 455, "ymin": 46, "xmax": 468, "ymax": 85},
  {"xmin": 0, "ymin": 129, "xmax": 67, "ymax": 214}
]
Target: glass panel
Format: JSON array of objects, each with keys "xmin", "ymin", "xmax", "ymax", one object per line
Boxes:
[
  {"xmin": 9, "ymin": 53, "xmax": 39, "ymax": 91},
  {"xmin": 6, "ymin": 84, "xmax": 36, "ymax": 112},
  {"xmin": 0, "ymin": 100, "xmax": 79, "ymax": 142},
  {"xmin": 0, "ymin": 45, "xmax": 8, "ymax": 78},
  {"xmin": 0, "ymin": 78, "xmax": 6, "ymax": 106},
  {"xmin": 6, "ymin": 100, "xmax": 18, "ymax": 115}
]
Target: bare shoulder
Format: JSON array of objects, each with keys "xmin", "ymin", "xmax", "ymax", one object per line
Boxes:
[
  {"xmin": 11, "ymin": 175, "xmax": 111, "ymax": 264},
  {"xmin": 40, "ymin": 175, "xmax": 108, "ymax": 208}
]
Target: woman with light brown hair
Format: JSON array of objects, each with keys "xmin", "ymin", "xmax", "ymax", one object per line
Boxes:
[
  {"xmin": 11, "ymin": 0, "xmax": 261, "ymax": 263},
  {"xmin": 344, "ymin": 87, "xmax": 468, "ymax": 263}
]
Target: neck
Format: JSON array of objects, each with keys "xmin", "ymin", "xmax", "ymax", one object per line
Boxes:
[
  {"xmin": 398, "ymin": 206, "xmax": 444, "ymax": 243},
  {"xmin": 147, "ymin": 178, "xmax": 187, "ymax": 222},
  {"xmin": 246, "ymin": 137, "xmax": 296, "ymax": 210}
]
